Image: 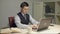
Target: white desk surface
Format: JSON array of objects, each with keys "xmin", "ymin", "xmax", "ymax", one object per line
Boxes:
[
  {"xmin": 37, "ymin": 24, "xmax": 60, "ymax": 33},
  {"xmin": 12, "ymin": 24, "xmax": 60, "ymax": 34}
]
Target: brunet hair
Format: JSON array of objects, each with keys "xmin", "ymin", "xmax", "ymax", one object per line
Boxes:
[{"xmin": 20, "ymin": 2, "xmax": 29, "ymax": 8}]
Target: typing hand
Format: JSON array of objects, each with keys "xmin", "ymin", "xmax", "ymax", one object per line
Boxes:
[{"xmin": 32, "ymin": 24, "xmax": 38, "ymax": 29}]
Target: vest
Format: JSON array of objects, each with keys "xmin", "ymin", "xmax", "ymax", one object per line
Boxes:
[{"xmin": 17, "ymin": 12, "xmax": 30, "ymax": 25}]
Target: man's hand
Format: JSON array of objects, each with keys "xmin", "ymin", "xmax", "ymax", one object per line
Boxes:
[{"xmin": 31, "ymin": 24, "xmax": 38, "ymax": 29}]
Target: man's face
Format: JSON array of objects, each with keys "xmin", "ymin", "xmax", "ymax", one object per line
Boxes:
[{"xmin": 21, "ymin": 6, "xmax": 29, "ymax": 14}]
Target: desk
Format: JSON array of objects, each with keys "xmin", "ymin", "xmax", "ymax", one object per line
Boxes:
[
  {"xmin": 37, "ymin": 24, "xmax": 60, "ymax": 34},
  {"xmin": 12, "ymin": 24, "xmax": 60, "ymax": 34}
]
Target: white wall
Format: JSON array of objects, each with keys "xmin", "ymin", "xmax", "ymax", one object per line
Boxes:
[
  {"xmin": 33, "ymin": 1, "xmax": 44, "ymax": 21},
  {"xmin": 0, "ymin": 0, "xmax": 33, "ymax": 29}
]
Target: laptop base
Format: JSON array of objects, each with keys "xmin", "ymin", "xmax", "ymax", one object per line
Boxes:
[{"xmin": 37, "ymin": 27, "xmax": 48, "ymax": 32}]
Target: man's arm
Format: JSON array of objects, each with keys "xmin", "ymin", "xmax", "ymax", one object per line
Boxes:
[
  {"xmin": 15, "ymin": 15, "xmax": 29, "ymax": 29},
  {"xmin": 29, "ymin": 15, "xmax": 39, "ymax": 29}
]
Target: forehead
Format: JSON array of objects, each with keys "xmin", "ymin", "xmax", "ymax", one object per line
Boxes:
[{"xmin": 23, "ymin": 6, "xmax": 29, "ymax": 9}]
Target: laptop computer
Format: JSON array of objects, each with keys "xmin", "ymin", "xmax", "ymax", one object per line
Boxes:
[{"xmin": 37, "ymin": 18, "xmax": 51, "ymax": 31}]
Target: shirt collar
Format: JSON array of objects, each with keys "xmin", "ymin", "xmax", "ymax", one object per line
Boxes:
[{"xmin": 21, "ymin": 12, "xmax": 25, "ymax": 16}]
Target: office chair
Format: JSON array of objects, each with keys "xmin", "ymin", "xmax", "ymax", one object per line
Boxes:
[{"xmin": 8, "ymin": 16, "xmax": 17, "ymax": 27}]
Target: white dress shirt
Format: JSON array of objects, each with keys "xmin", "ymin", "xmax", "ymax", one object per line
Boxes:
[{"xmin": 15, "ymin": 13, "xmax": 39, "ymax": 29}]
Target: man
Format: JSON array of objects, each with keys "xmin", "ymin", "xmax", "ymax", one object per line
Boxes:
[{"xmin": 15, "ymin": 2, "xmax": 39, "ymax": 29}]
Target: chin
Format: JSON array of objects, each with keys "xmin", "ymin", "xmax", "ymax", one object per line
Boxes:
[{"xmin": 24, "ymin": 13, "xmax": 27, "ymax": 14}]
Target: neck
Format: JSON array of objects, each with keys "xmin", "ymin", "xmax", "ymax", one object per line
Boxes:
[{"xmin": 21, "ymin": 12, "xmax": 25, "ymax": 14}]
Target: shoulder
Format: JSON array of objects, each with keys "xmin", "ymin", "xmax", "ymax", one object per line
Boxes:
[
  {"xmin": 26, "ymin": 14, "xmax": 31, "ymax": 16},
  {"xmin": 26, "ymin": 14, "xmax": 32, "ymax": 17},
  {"xmin": 14, "ymin": 15, "xmax": 20, "ymax": 19}
]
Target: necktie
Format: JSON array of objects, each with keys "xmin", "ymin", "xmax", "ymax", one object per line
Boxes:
[{"xmin": 24, "ymin": 14, "xmax": 26, "ymax": 20}]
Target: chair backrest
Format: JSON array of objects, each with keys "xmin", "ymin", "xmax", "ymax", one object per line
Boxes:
[{"xmin": 8, "ymin": 16, "xmax": 17, "ymax": 27}]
